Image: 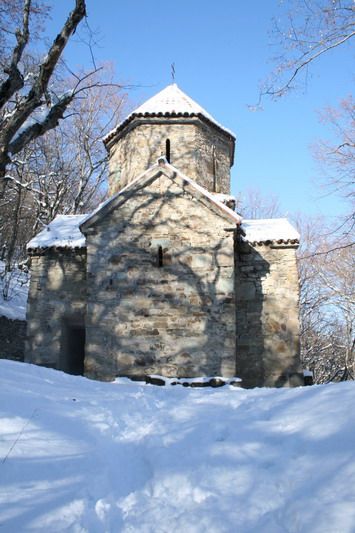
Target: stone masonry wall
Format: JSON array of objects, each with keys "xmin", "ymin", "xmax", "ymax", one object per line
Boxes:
[
  {"xmin": 0, "ymin": 315, "xmax": 26, "ymax": 362},
  {"xmin": 84, "ymin": 172, "xmax": 236, "ymax": 381},
  {"xmin": 195, "ymin": 123, "xmax": 232, "ymax": 194},
  {"xmin": 25, "ymin": 249, "xmax": 86, "ymax": 369},
  {"xmin": 235, "ymin": 240, "xmax": 302, "ymax": 387},
  {"xmin": 108, "ymin": 118, "xmax": 233, "ymax": 195}
]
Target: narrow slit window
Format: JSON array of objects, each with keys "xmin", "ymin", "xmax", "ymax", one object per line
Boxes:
[
  {"xmin": 165, "ymin": 139, "xmax": 171, "ymax": 163},
  {"xmin": 158, "ymin": 246, "xmax": 163, "ymax": 267},
  {"xmin": 212, "ymin": 145, "xmax": 217, "ymax": 192},
  {"xmin": 213, "ymin": 173, "xmax": 217, "ymax": 193}
]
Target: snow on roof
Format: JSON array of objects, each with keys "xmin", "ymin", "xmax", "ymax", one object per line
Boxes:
[
  {"xmin": 27, "ymin": 214, "xmax": 87, "ymax": 250},
  {"xmin": 242, "ymin": 218, "xmax": 300, "ymax": 244},
  {"xmin": 103, "ymin": 84, "xmax": 235, "ymax": 144},
  {"xmin": 27, "ymin": 214, "xmax": 298, "ymax": 251},
  {"xmin": 212, "ymin": 193, "xmax": 236, "ymax": 205},
  {"xmin": 134, "ymin": 83, "xmax": 224, "ymax": 122}
]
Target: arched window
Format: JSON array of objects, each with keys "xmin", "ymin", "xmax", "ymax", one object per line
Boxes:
[
  {"xmin": 165, "ymin": 139, "xmax": 171, "ymax": 163},
  {"xmin": 157, "ymin": 246, "xmax": 163, "ymax": 267}
]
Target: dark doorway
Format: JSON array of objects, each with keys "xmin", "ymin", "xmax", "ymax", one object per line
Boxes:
[{"xmin": 60, "ymin": 322, "xmax": 86, "ymax": 375}]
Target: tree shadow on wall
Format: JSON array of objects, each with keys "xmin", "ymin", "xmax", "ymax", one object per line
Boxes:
[
  {"xmin": 108, "ymin": 120, "xmax": 221, "ymax": 195},
  {"xmin": 82, "ymin": 173, "xmax": 237, "ymax": 380},
  {"xmin": 235, "ymin": 240, "xmax": 270, "ymax": 387},
  {"xmin": 235, "ymin": 240, "xmax": 301, "ymax": 388}
]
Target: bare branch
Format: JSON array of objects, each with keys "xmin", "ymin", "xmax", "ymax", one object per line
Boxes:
[
  {"xmin": 263, "ymin": 30, "xmax": 355, "ymax": 99},
  {"xmin": 8, "ymin": 93, "xmax": 74, "ymax": 155},
  {"xmin": 259, "ymin": 1, "xmax": 355, "ymax": 104},
  {"xmin": 0, "ymin": 0, "xmax": 31, "ymax": 109}
]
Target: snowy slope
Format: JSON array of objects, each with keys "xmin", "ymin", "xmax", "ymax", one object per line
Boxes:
[
  {"xmin": 1, "ymin": 360, "xmax": 355, "ymax": 532},
  {"xmin": 0, "ymin": 262, "xmax": 29, "ymax": 320}
]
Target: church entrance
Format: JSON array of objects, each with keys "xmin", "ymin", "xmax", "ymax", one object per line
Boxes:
[{"xmin": 59, "ymin": 320, "xmax": 86, "ymax": 375}]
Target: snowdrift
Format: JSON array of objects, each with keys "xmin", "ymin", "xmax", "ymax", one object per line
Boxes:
[{"xmin": 1, "ymin": 360, "xmax": 355, "ymax": 532}]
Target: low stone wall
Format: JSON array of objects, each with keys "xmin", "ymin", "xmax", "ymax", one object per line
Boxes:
[
  {"xmin": 0, "ymin": 315, "xmax": 26, "ymax": 362},
  {"xmin": 25, "ymin": 249, "xmax": 87, "ymax": 370},
  {"xmin": 235, "ymin": 240, "xmax": 303, "ymax": 388}
]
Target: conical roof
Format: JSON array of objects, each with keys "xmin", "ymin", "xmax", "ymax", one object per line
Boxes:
[
  {"xmin": 103, "ymin": 84, "xmax": 235, "ymax": 145},
  {"xmin": 134, "ymin": 84, "xmax": 217, "ymax": 119}
]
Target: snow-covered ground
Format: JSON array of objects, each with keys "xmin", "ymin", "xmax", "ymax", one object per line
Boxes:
[
  {"xmin": 1, "ymin": 360, "xmax": 355, "ymax": 532},
  {"xmin": 0, "ymin": 262, "xmax": 29, "ymax": 320}
]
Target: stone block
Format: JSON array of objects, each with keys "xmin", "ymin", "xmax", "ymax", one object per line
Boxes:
[{"xmin": 237, "ymin": 281, "xmax": 256, "ymax": 300}]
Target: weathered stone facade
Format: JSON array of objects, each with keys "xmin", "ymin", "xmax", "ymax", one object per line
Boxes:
[
  {"xmin": 26, "ymin": 249, "xmax": 86, "ymax": 371},
  {"xmin": 25, "ymin": 83, "xmax": 302, "ymax": 387},
  {"xmin": 107, "ymin": 118, "xmax": 234, "ymax": 196},
  {"xmin": 235, "ymin": 240, "xmax": 301, "ymax": 387},
  {"xmin": 83, "ymin": 168, "xmax": 236, "ymax": 380}
]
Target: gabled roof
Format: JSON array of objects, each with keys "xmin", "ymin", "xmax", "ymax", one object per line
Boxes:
[
  {"xmin": 103, "ymin": 84, "xmax": 235, "ymax": 146},
  {"xmin": 80, "ymin": 159, "xmax": 242, "ymax": 231},
  {"xmin": 242, "ymin": 219, "xmax": 300, "ymax": 245}
]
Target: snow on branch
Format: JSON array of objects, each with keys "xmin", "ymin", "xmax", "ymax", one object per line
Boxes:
[{"xmin": 0, "ymin": 0, "xmax": 87, "ymax": 192}]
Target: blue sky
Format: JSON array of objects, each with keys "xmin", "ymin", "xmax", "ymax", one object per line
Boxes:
[{"xmin": 48, "ymin": 0, "xmax": 353, "ymax": 219}]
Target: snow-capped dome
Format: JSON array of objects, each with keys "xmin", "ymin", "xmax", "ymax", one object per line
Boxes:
[{"xmin": 103, "ymin": 83, "xmax": 234, "ymax": 145}]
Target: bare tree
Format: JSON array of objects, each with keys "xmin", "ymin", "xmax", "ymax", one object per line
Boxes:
[
  {"xmin": 313, "ymin": 95, "xmax": 355, "ymax": 239},
  {"xmin": 0, "ymin": 65, "xmax": 128, "ymax": 275},
  {"xmin": 237, "ymin": 187, "xmax": 281, "ymax": 219},
  {"xmin": 0, "ymin": 0, "xmax": 87, "ymax": 195},
  {"xmin": 297, "ymin": 216, "xmax": 355, "ymax": 382},
  {"xmin": 260, "ymin": 0, "xmax": 355, "ymax": 101},
  {"xmin": 259, "ymin": 1, "xmax": 354, "ymax": 248},
  {"xmin": 0, "ymin": 0, "xmax": 49, "ymax": 69},
  {"xmin": 0, "ymin": 0, "xmax": 130, "ymax": 295}
]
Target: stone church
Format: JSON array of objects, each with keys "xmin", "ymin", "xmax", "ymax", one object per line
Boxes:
[{"xmin": 25, "ymin": 84, "xmax": 302, "ymax": 387}]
